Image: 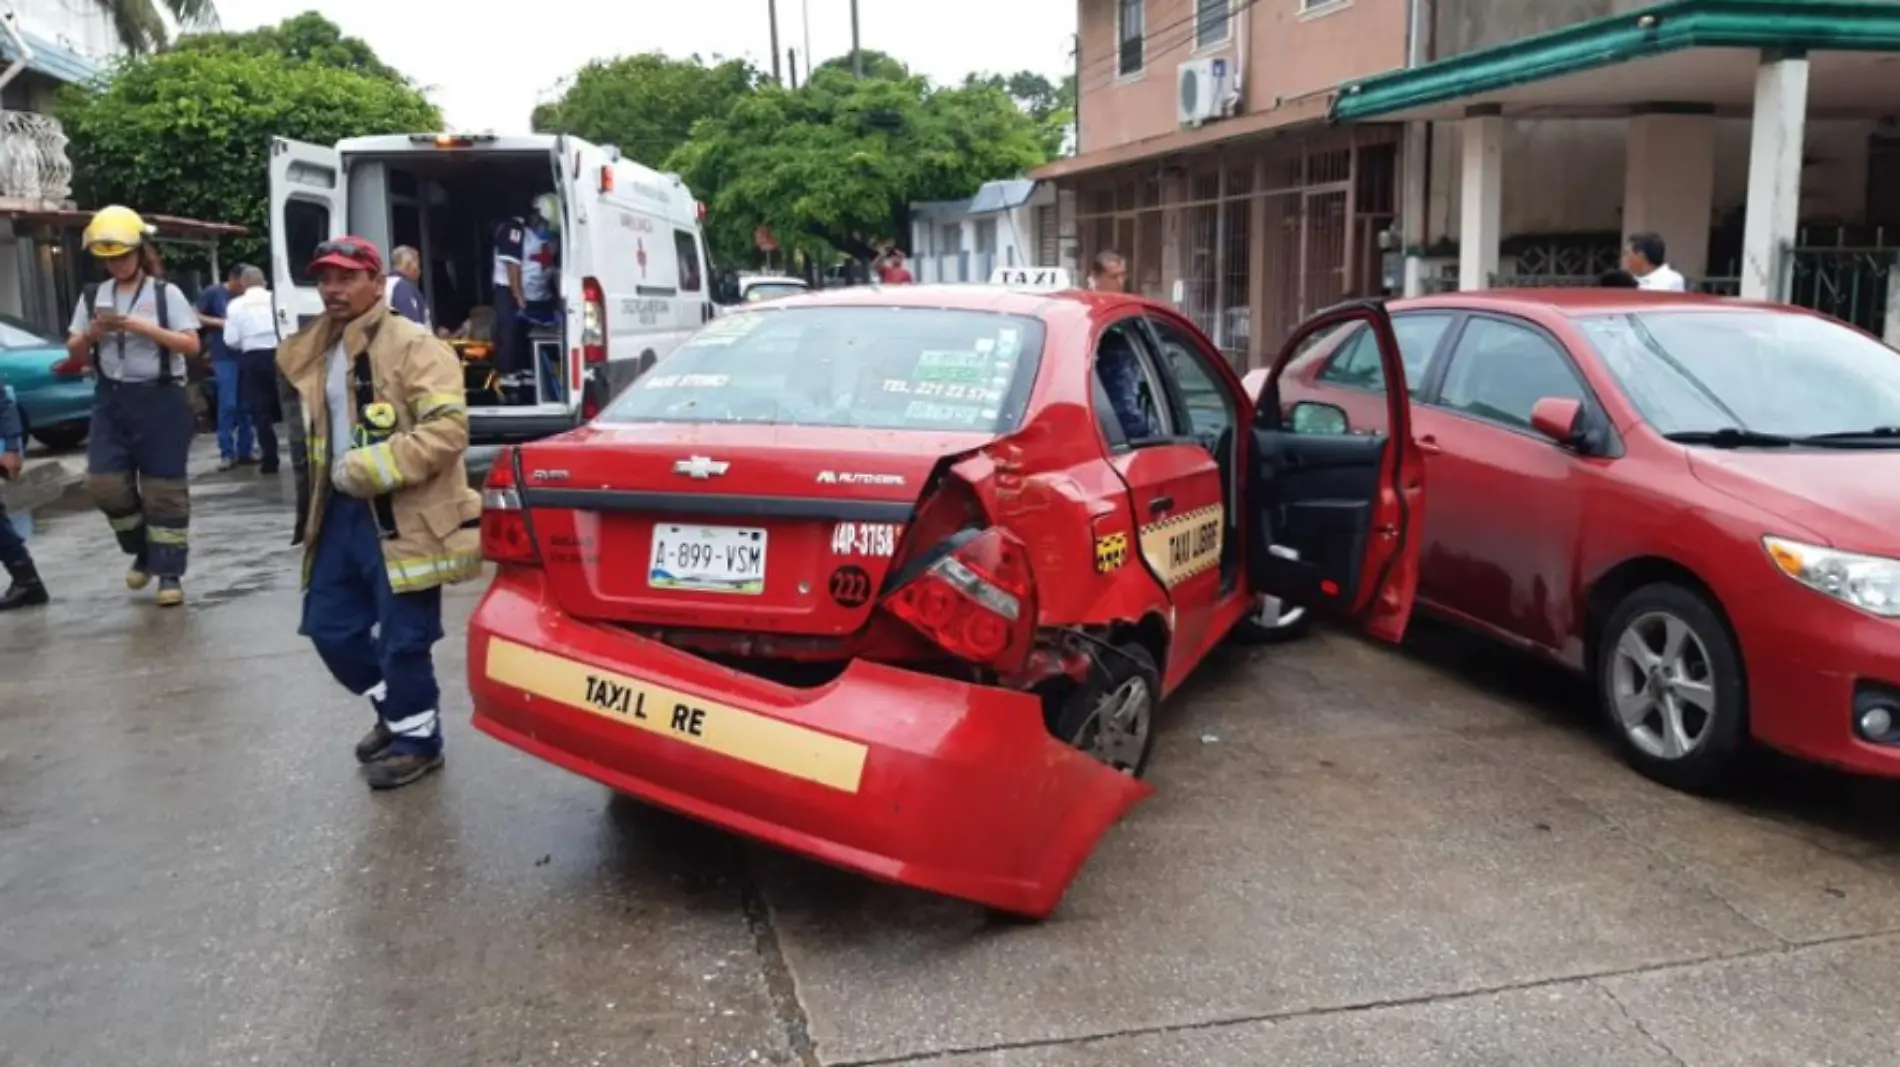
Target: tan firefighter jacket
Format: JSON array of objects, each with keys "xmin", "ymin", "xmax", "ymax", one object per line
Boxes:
[{"xmin": 277, "ymin": 300, "xmax": 483, "ymax": 594}]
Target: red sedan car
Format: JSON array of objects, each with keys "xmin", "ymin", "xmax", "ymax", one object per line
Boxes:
[
  {"xmin": 466, "ymin": 277, "xmax": 1428, "ymax": 917},
  {"xmin": 1276, "ymin": 288, "xmax": 1900, "ymax": 791}
]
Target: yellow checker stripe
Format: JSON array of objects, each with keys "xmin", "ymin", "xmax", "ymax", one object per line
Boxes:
[
  {"xmin": 484, "ymin": 638, "xmax": 869, "ymax": 793},
  {"xmin": 1138, "ymin": 504, "xmax": 1224, "ymax": 588},
  {"xmin": 1094, "ymin": 531, "xmax": 1129, "ymax": 573}
]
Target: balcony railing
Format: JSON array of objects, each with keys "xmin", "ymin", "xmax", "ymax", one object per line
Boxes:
[{"xmin": 0, "ymin": 110, "xmax": 72, "ymax": 203}]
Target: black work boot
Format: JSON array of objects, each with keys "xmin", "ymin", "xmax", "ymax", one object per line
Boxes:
[
  {"xmin": 354, "ymin": 720, "xmax": 394, "ymax": 764},
  {"xmin": 0, "ymin": 560, "xmax": 48, "ymax": 611},
  {"xmin": 364, "ymin": 748, "xmax": 445, "ymax": 790}
]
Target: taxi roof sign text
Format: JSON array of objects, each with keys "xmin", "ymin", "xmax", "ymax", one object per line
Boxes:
[{"xmin": 989, "ymin": 267, "xmax": 1073, "ymax": 291}]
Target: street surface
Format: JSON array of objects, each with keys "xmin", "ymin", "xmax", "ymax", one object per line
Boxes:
[{"xmin": 5, "ymin": 441, "xmax": 1900, "ymax": 1066}]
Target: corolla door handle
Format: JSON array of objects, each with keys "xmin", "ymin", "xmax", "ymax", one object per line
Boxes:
[
  {"xmin": 1417, "ymin": 434, "xmax": 1443, "ymax": 455},
  {"xmin": 1149, "ymin": 495, "xmax": 1174, "ymax": 516}
]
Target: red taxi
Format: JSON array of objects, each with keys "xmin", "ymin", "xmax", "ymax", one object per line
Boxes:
[
  {"xmin": 1277, "ymin": 289, "xmax": 1900, "ymax": 792},
  {"xmin": 465, "ymin": 274, "xmax": 1428, "ymax": 917}
]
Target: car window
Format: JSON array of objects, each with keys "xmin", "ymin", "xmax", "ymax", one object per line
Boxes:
[
  {"xmin": 672, "ymin": 230, "xmax": 703, "ymax": 293},
  {"xmin": 599, "ymin": 307, "xmax": 1041, "ymax": 433},
  {"xmin": 743, "ymin": 282, "xmax": 806, "ymax": 303},
  {"xmin": 1436, "ymin": 316, "xmax": 1587, "ymax": 430},
  {"xmin": 1576, "ymin": 309, "xmax": 1900, "ymax": 438},
  {"xmin": 0, "ymin": 320, "xmax": 48, "ymax": 347},
  {"xmin": 1316, "ymin": 313, "xmax": 1453, "ymax": 395},
  {"xmin": 1094, "ymin": 319, "xmax": 1173, "ymax": 446},
  {"xmin": 1146, "ymin": 316, "xmax": 1234, "ymax": 446}
]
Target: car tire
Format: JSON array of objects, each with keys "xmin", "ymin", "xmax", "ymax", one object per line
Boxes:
[
  {"xmin": 1596, "ymin": 582, "xmax": 1749, "ymax": 794},
  {"xmin": 30, "ymin": 422, "xmax": 87, "ymax": 452},
  {"xmin": 1048, "ymin": 641, "xmax": 1161, "ymax": 778},
  {"xmin": 1230, "ymin": 595, "xmax": 1314, "ymax": 645}
]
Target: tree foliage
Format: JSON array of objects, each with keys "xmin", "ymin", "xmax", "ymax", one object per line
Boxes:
[
  {"xmin": 965, "ymin": 71, "xmax": 1075, "ymax": 156},
  {"xmin": 667, "ymin": 66, "xmax": 1051, "ymax": 268},
  {"xmin": 532, "ymin": 53, "xmax": 765, "ymax": 165},
  {"xmin": 59, "ymin": 17, "xmax": 440, "ymax": 270},
  {"xmin": 172, "ymin": 10, "xmax": 409, "ymax": 85},
  {"xmin": 814, "ymin": 49, "xmax": 910, "ymax": 82},
  {"xmin": 99, "ymin": 0, "xmax": 218, "ymax": 55}
]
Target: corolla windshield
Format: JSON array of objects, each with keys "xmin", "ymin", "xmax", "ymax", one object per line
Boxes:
[
  {"xmin": 599, "ymin": 306, "xmax": 1044, "ymax": 433},
  {"xmin": 1577, "ymin": 309, "xmax": 1900, "ymax": 442}
]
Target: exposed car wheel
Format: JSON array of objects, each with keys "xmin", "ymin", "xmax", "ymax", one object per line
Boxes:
[
  {"xmin": 30, "ymin": 422, "xmax": 88, "ymax": 452},
  {"xmin": 1049, "ymin": 642, "xmax": 1160, "ymax": 777},
  {"xmin": 1597, "ymin": 583, "xmax": 1748, "ymax": 794},
  {"xmin": 1230, "ymin": 594, "xmax": 1313, "ymax": 645}
]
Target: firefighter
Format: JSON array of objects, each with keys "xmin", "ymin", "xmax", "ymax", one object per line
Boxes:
[
  {"xmin": 65, "ymin": 206, "xmax": 203, "ymax": 607},
  {"xmin": 276, "ymin": 236, "xmax": 483, "ymax": 790}
]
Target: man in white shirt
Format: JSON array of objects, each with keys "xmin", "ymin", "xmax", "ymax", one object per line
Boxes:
[
  {"xmin": 1625, "ymin": 232, "xmax": 1687, "ymax": 292},
  {"xmin": 223, "ymin": 265, "xmax": 284, "ymax": 474}
]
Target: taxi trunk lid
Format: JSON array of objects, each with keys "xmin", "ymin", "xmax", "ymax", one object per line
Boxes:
[{"xmin": 515, "ymin": 423, "xmax": 992, "ymax": 633}]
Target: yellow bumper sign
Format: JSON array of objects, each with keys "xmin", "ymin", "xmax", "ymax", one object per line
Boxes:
[{"xmin": 484, "ymin": 638, "xmax": 868, "ymax": 793}]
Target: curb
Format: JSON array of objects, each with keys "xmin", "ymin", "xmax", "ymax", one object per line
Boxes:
[{"xmin": 2, "ymin": 457, "xmax": 83, "ymax": 516}]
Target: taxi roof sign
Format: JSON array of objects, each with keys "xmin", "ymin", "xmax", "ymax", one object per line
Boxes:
[{"xmin": 989, "ymin": 267, "xmax": 1073, "ymax": 291}]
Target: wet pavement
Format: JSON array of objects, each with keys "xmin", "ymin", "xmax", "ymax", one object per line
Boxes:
[{"xmin": 5, "ymin": 442, "xmax": 1900, "ymax": 1066}]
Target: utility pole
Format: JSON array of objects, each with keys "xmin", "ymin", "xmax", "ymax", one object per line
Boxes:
[
  {"xmin": 802, "ymin": 0, "xmax": 813, "ymax": 79},
  {"xmin": 850, "ymin": 0, "xmax": 862, "ymax": 77},
  {"xmin": 788, "ymin": 48, "xmax": 800, "ymax": 90},
  {"xmin": 768, "ymin": 0, "xmax": 782, "ymax": 86}
]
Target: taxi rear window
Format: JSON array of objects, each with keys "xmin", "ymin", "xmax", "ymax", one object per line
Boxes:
[{"xmin": 600, "ymin": 307, "xmax": 1044, "ymax": 433}]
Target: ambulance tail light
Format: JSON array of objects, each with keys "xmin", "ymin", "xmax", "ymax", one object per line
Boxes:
[
  {"xmin": 883, "ymin": 526, "xmax": 1037, "ymax": 673},
  {"xmin": 580, "ymin": 276, "xmax": 607, "ymax": 419},
  {"xmin": 480, "ymin": 447, "xmax": 542, "ymax": 567}
]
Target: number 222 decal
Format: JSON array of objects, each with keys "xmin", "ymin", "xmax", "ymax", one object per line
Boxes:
[{"xmin": 831, "ymin": 522, "xmax": 900, "ymax": 557}]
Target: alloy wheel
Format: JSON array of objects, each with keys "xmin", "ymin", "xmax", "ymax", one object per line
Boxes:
[{"xmin": 1609, "ymin": 610, "xmax": 1718, "ymax": 761}]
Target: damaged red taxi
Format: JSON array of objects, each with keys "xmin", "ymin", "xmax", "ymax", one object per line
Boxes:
[{"xmin": 466, "ymin": 269, "xmax": 1429, "ymax": 917}]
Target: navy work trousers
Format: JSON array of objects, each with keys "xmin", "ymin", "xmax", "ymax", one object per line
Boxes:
[
  {"xmin": 491, "ymin": 286, "xmax": 523, "ymax": 377},
  {"xmin": 86, "ymin": 379, "xmax": 195, "ymax": 577},
  {"xmin": 300, "ymin": 497, "xmax": 445, "ymax": 757}
]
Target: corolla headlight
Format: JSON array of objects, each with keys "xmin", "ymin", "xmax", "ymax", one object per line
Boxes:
[{"xmin": 1763, "ymin": 536, "xmax": 1900, "ymax": 617}]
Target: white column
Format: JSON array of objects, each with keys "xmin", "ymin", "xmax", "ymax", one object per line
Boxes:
[
  {"xmin": 1400, "ymin": 120, "xmax": 1429, "ymax": 297},
  {"xmin": 1740, "ymin": 50, "xmax": 1810, "ymax": 301},
  {"xmin": 1459, "ymin": 110, "xmax": 1503, "ymax": 292},
  {"xmin": 1623, "ymin": 112, "xmax": 1716, "ymax": 281}
]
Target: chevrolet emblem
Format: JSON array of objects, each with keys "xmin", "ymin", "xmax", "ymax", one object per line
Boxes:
[{"xmin": 673, "ymin": 455, "xmax": 730, "ymax": 479}]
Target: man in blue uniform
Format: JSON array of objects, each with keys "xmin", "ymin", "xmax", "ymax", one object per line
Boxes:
[{"xmin": 490, "ymin": 212, "xmax": 527, "ymax": 384}]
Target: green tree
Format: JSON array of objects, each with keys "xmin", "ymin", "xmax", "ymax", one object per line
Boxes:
[
  {"xmin": 101, "ymin": 0, "xmax": 218, "ymax": 55},
  {"xmin": 532, "ymin": 53, "xmax": 764, "ymax": 164},
  {"xmin": 667, "ymin": 66, "xmax": 1051, "ymax": 268},
  {"xmin": 172, "ymin": 11, "xmax": 409, "ymax": 85},
  {"xmin": 965, "ymin": 70, "xmax": 1075, "ymax": 156},
  {"xmin": 58, "ymin": 46, "xmax": 440, "ymax": 269},
  {"xmin": 814, "ymin": 49, "xmax": 910, "ymax": 82}
]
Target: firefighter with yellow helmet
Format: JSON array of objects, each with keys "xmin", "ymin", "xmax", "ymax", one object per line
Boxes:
[{"xmin": 64, "ymin": 205, "xmax": 203, "ymax": 607}]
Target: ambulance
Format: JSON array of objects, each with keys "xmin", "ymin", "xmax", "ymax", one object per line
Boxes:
[{"xmin": 266, "ymin": 132, "xmax": 716, "ymax": 447}]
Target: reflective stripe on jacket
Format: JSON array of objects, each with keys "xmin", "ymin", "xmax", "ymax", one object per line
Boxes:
[{"xmin": 277, "ymin": 301, "xmax": 483, "ymax": 594}]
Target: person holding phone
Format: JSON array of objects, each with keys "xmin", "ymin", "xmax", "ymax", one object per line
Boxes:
[{"xmin": 64, "ymin": 205, "xmax": 202, "ymax": 607}]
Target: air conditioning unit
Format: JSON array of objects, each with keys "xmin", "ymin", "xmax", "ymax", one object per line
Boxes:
[{"xmin": 1177, "ymin": 57, "xmax": 1233, "ymax": 128}]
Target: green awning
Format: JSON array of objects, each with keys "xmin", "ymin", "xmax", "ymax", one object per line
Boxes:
[{"xmin": 1332, "ymin": 0, "xmax": 1900, "ymax": 123}]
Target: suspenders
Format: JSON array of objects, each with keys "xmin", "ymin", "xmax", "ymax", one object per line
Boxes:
[{"xmin": 84, "ymin": 277, "xmax": 176, "ymax": 385}]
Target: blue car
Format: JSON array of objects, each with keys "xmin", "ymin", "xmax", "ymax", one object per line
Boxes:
[{"xmin": 0, "ymin": 312, "xmax": 89, "ymax": 451}]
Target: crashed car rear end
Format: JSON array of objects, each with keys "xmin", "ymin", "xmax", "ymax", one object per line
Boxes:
[{"xmin": 465, "ymin": 301, "xmax": 1148, "ymax": 917}]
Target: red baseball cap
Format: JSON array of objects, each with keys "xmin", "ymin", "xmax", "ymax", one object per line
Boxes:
[{"xmin": 306, "ymin": 235, "xmax": 384, "ymax": 276}]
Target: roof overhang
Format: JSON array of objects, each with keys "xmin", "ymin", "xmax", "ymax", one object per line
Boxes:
[
  {"xmin": 2, "ymin": 207, "xmax": 248, "ymax": 241},
  {"xmin": 0, "ymin": 26, "xmax": 103, "ymax": 86},
  {"xmin": 1031, "ymin": 94, "xmax": 1336, "ymax": 182},
  {"xmin": 1332, "ymin": 0, "xmax": 1900, "ymax": 123}
]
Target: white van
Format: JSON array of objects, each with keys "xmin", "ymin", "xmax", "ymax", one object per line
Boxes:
[{"xmin": 266, "ymin": 132, "xmax": 716, "ymax": 445}]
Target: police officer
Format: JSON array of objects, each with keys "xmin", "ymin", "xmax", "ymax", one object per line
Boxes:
[
  {"xmin": 276, "ymin": 236, "xmax": 483, "ymax": 790},
  {"xmin": 0, "ymin": 383, "xmax": 49, "ymax": 611},
  {"xmin": 65, "ymin": 206, "xmax": 202, "ymax": 607}
]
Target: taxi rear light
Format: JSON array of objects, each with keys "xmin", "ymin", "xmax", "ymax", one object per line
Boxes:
[
  {"xmin": 884, "ymin": 526, "xmax": 1036, "ymax": 671},
  {"xmin": 480, "ymin": 447, "xmax": 542, "ymax": 566}
]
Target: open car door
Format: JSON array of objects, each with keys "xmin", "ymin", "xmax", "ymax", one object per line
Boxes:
[
  {"xmin": 267, "ymin": 138, "xmax": 346, "ymax": 342},
  {"xmin": 1246, "ymin": 300, "xmax": 1425, "ymax": 642}
]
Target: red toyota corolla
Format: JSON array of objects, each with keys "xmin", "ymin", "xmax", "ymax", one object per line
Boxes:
[
  {"xmin": 465, "ymin": 277, "xmax": 1430, "ymax": 917},
  {"xmin": 1276, "ymin": 288, "xmax": 1900, "ymax": 792}
]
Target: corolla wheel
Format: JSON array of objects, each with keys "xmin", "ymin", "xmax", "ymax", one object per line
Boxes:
[
  {"xmin": 1597, "ymin": 583, "xmax": 1748, "ymax": 793},
  {"xmin": 1609, "ymin": 610, "xmax": 1716, "ymax": 760},
  {"xmin": 1050, "ymin": 642, "xmax": 1161, "ymax": 778}
]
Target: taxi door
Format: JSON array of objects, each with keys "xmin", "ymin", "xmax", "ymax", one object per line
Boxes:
[
  {"xmin": 1094, "ymin": 316, "xmax": 1228, "ymax": 691},
  {"xmin": 1247, "ymin": 301, "xmax": 1427, "ymax": 643}
]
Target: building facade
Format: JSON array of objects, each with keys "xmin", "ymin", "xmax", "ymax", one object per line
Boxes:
[
  {"xmin": 1041, "ymin": 0, "xmax": 1900, "ymax": 367},
  {"xmin": 910, "ymin": 180, "xmax": 1073, "ymax": 283}
]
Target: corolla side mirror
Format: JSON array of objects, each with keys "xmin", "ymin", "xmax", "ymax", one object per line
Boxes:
[
  {"xmin": 1288, "ymin": 400, "xmax": 1350, "ymax": 436},
  {"xmin": 1530, "ymin": 396, "xmax": 1585, "ymax": 446}
]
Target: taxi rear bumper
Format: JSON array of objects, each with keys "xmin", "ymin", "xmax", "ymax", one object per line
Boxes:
[{"xmin": 467, "ymin": 568, "xmax": 1149, "ymax": 917}]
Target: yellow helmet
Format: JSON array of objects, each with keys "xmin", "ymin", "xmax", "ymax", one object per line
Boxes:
[{"xmin": 83, "ymin": 205, "xmax": 152, "ymax": 259}]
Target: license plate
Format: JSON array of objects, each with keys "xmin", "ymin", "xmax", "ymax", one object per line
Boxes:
[{"xmin": 648, "ymin": 524, "xmax": 767, "ymax": 595}]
